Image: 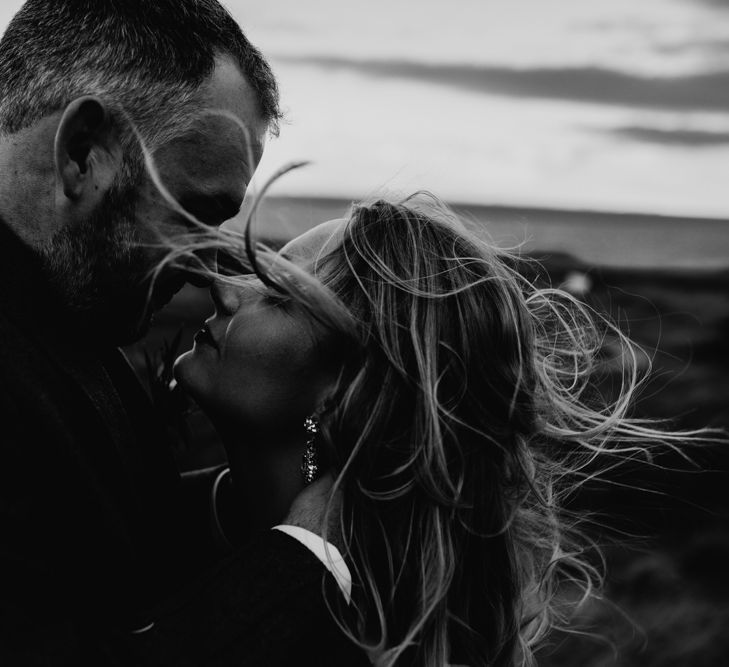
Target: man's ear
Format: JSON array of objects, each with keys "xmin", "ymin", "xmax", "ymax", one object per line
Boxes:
[{"xmin": 54, "ymin": 96, "xmax": 124, "ymax": 204}]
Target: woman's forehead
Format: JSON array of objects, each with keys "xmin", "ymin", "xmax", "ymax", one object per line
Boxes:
[{"xmin": 280, "ymin": 218, "xmax": 346, "ymax": 263}]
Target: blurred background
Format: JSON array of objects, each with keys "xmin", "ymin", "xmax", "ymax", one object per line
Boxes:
[
  {"xmin": 4, "ymin": 0, "xmax": 727, "ymax": 664},
  {"xmin": 125, "ymin": 1, "xmax": 729, "ymax": 665},
  {"xmin": 156, "ymin": 3, "xmax": 729, "ymax": 664}
]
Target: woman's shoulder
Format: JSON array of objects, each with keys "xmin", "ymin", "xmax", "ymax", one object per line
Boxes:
[{"xmin": 124, "ymin": 529, "xmax": 370, "ymax": 666}]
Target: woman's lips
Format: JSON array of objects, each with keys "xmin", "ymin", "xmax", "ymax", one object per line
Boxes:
[{"xmin": 194, "ymin": 324, "xmax": 219, "ymax": 351}]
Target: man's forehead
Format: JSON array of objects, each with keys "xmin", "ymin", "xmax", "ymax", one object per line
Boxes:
[
  {"xmin": 148, "ymin": 55, "xmax": 268, "ymax": 207},
  {"xmin": 177, "ymin": 112, "xmax": 264, "ymax": 168},
  {"xmin": 199, "ymin": 54, "xmax": 269, "ymax": 160},
  {"xmin": 152, "ymin": 119, "xmax": 260, "ymax": 196},
  {"xmin": 204, "ymin": 56, "xmax": 265, "ymax": 121},
  {"xmin": 159, "ymin": 54, "xmax": 269, "ymax": 179}
]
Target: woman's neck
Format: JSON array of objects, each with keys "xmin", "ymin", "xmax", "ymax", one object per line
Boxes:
[{"xmin": 217, "ymin": 425, "xmax": 307, "ymax": 533}]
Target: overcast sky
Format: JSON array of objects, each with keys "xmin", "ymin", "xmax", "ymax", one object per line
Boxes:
[{"xmin": 2, "ymin": 0, "xmax": 728, "ymax": 218}]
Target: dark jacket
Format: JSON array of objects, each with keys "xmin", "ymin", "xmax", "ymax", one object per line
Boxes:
[
  {"xmin": 127, "ymin": 530, "xmax": 370, "ymax": 666},
  {"xmin": 0, "ymin": 221, "xmax": 367, "ymax": 666}
]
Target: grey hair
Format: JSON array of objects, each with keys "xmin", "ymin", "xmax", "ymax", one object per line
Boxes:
[{"xmin": 0, "ymin": 0, "xmax": 282, "ymax": 151}]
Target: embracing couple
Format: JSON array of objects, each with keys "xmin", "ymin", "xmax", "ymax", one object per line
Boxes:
[{"xmin": 0, "ymin": 1, "xmax": 684, "ymax": 666}]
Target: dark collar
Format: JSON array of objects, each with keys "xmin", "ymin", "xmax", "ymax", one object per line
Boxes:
[
  {"xmin": 0, "ymin": 216, "xmax": 151, "ymax": 508},
  {"xmin": 0, "ymin": 216, "xmax": 54, "ymax": 309}
]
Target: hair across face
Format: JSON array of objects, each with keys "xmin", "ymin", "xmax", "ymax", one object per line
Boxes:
[
  {"xmin": 173, "ymin": 218, "xmax": 349, "ymax": 438},
  {"xmin": 170, "ymin": 189, "xmax": 685, "ymax": 666},
  {"xmin": 174, "ymin": 275, "xmax": 338, "ymax": 436},
  {"xmin": 177, "ymin": 197, "xmax": 542, "ymax": 663},
  {"xmin": 0, "ymin": 2, "xmax": 276, "ymax": 343},
  {"xmin": 232, "ymin": 194, "xmax": 656, "ymax": 666}
]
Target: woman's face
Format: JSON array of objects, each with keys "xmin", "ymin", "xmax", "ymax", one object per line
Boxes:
[{"xmin": 174, "ymin": 219, "xmax": 345, "ymax": 432}]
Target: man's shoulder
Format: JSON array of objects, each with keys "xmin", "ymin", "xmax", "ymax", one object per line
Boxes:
[
  {"xmin": 0, "ymin": 315, "xmax": 56, "ymax": 406},
  {"xmin": 0, "ymin": 309, "xmax": 75, "ymax": 415}
]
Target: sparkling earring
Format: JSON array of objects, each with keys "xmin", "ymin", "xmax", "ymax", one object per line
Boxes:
[{"xmin": 301, "ymin": 416, "xmax": 320, "ymax": 485}]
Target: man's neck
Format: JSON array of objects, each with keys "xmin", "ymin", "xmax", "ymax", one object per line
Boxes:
[{"xmin": 0, "ymin": 218, "xmax": 113, "ymax": 353}]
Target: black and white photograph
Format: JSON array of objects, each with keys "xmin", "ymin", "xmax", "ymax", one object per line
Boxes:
[{"xmin": 0, "ymin": 1, "xmax": 727, "ymax": 665}]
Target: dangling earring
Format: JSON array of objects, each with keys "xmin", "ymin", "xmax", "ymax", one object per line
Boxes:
[{"xmin": 301, "ymin": 416, "xmax": 320, "ymax": 485}]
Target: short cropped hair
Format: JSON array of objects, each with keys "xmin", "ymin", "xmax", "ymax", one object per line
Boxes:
[{"xmin": 0, "ymin": 0, "xmax": 281, "ymax": 147}]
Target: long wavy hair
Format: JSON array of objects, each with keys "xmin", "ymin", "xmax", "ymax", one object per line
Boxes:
[
  {"xmin": 155, "ymin": 182, "xmax": 710, "ymax": 666},
  {"xmin": 289, "ymin": 194, "xmax": 644, "ymax": 666}
]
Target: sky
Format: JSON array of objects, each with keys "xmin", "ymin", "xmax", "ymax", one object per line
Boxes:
[{"xmin": 1, "ymin": 0, "xmax": 728, "ymax": 218}]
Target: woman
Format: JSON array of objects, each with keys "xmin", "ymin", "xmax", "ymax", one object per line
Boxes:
[{"xmin": 170, "ymin": 191, "xmax": 691, "ymax": 666}]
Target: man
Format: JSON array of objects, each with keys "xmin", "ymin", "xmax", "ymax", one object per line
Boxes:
[{"xmin": 0, "ymin": 2, "xmax": 353, "ymax": 664}]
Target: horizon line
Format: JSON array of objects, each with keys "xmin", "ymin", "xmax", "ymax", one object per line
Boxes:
[{"xmin": 257, "ymin": 193, "xmax": 729, "ymax": 224}]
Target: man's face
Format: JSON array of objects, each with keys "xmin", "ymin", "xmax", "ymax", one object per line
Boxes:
[{"xmin": 42, "ymin": 57, "xmax": 268, "ymax": 345}]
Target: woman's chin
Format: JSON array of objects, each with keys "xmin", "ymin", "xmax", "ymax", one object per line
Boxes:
[
  {"xmin": 172, "ymin": 350, "xmax": 198, "ymax": 394},
  {"xmin": 172, "ymin": 348, "xmax": 220, "ymax": 418}
]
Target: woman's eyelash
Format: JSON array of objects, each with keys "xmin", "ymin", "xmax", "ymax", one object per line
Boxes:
[
  {"xmin": 248, "ymin": 275, "xmax": 294, "ymax": 307},
  {"xmin": 263, "ymin": 288, "xmax": 291, "ymax": 306}
]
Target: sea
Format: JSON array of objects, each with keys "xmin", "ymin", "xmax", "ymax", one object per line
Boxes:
[{"xmin": 252, "ymin": 197, "xmax": 729, "ymax": 271}]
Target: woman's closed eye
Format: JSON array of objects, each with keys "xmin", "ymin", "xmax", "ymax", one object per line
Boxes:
[
  {"xmin": 230, "ymin": 275, "xmax": 290, "ymax": 308},
  {"xmin": 260, "ymin": 285, "xmax": 292, "ymax": 308}
]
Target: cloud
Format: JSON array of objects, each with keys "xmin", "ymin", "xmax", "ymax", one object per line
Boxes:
[
  {"xmin": 279, "ymin": 55, "xmax": 729, "ymax": 112},
  {"xmin": 656, "ymin": 38, "xmax": 729, "ymax": 56},
  {"xmin": 259, "ymin": 18, "xmax": 312, "ymax": 33},
  {"xmin": 693, "ymin": 0, "xmax": 729, "ymax": 7},
  {"xmin": 608, "ymin": 126, "xmax": 729, "ymax": 146}
]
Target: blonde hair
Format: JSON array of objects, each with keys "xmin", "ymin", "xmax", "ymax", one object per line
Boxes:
[{"xmin": 158, "ymin": 187, "xmax": 711, "ymax": 666}]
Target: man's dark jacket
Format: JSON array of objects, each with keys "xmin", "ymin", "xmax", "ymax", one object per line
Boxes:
[{"xmin": 0, "ymin": 221, "xmax": 366, "ymax": 666}]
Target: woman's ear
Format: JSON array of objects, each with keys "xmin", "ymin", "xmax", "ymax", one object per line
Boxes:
[{"xmin": 54, "ymin": 95, "xmax": 124, "ymax": 205}]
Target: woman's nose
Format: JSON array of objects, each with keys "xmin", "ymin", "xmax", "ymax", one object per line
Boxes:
[{"xmin": 210, "ymin": 280, "xmax": 241, "ymax": 316}]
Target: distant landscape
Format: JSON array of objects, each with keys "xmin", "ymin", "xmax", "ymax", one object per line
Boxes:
[
  {"xmin": 127, "ymin": 197, "xmax": 729, "ymax": 666},
  {"xmin": 252, "ymin": 196, "xmax": 729, "ymax": 270}
]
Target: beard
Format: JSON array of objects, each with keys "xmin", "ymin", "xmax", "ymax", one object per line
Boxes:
[{"xmin": 39, "ymin": 179, "xmax": 164, "ymax": 346}]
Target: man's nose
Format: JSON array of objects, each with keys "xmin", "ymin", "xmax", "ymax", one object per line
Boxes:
[
  {"xmin": 214, "ymin": 248, "xmax": 254, "ymax": 278},
  {"xmin": 184, "ymin": 248, "xmax": 214, "ymax": 288},
  {"xmin": 187, "ymin": 272, "xmax": 213, "ymax": 288},
  {"xmin": 186, "ymin": 248, "xmax": 249, "ymax": 288}
]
